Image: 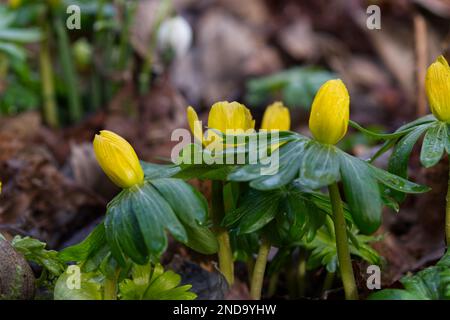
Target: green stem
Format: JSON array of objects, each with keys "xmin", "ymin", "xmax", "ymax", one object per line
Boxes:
[
  {"xmin": 297, "ymin": 247, "xmax": 306, "ymax": 297},
  {"xmin": 287, "ymin": 263, "xmax": 297, "ymax": 298},
  {"xmin": 250, "ymin": 238, "xmax": 270, "ymax": 300},
  {"xmin": 267, "ymin": 272, "xmax": 279, "ymax": 297},
  {"xmin": 139, "ymin": 0, "xmax": 172, "ymax": 94},
  {"xmin": 54, "ymin": 16, "xmax": 82, "ymax": 123},
  {"xmin": 117, "ymin": 0, "xmax": 137, "ymax": 70},
  {"xmin": 446, "ymin": 168, "xmax": 450, "ymax": 247},
  {"xmin": 328, "ymin": 182, "xmax": 359, "ymax": 300},
  {"xmin": 211, "ymin": 181, "xmax": 234, "ymax": 285},
  {"xmin": 103, "ymin": 278, "xmax": 116, "ymax": 300},
  {"xmin": 103, "ymin": 31, "xmax": 115, "ymax": 102},
  {"xmin": 322, "ymin": 271, "xmax": 335, "ymax": 294},
  {"xmin": 39, "ymin": 22, "xmax": 58, "ymax": 128},
  {"xmin": 104, "ymin": 273, "xmax": 119, "ymax": 300},
  {"xmin": 246, "ymin": 258, "xmax": 255, "ymax": 283},
  {"xmin": 91, "ymin": 0, "xmax": 107, "ymax": 110}
]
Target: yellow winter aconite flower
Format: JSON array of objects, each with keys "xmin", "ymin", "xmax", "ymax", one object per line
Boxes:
[
  {"xmin": 425, "ymin": 55, "xmax": 450, "ymax": 123},
  {"xmin": 261, "ymin": 102, "xmax": 291, "ymax": 131},
  {"xmin": 309, "ymin": 79, "xmax": 350, "ymax": 145},
  {"xmin": 8, "ymin": 0, "xmax": 21, "ymax": 8},
  {"xmin": 93, "ymin": 130, "xmax": 144, "ymax": 188},
  {"xmin": 187, "ymin": 101, "xmax": 255, "ymax": 146}
]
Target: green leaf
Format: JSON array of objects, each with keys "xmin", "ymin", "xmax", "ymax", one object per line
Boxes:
[
  {"xmin": 119, "ymin": 263, "xmax": 196, "ymax": 300},
  {"xmin": 367, "ymin": 289, "xmax": 421, "ymax": 300},
  {"xmin": 150, "ymin": 178, "xmax": 218, "ymax": 254},
  {"xmin": 214, "ymin": 129, "xmax": 298, "ymax": 146},
  {"xmin": 12, "ymin": 236, "xmax": 65, "ymax": 278},
  {"xmin": 174, "ymin": 143, "xmax": 235, "ymax": 180},
  {"xmin": 175, "ymin": 131, "xmax": 300, "ymax": 181},
  {"xmin": 369, "ymin": 116, "xmax": 436, "ymax": 163},
  {"xmin": 183, "ymin": 224, "xmax": 218, "ymax": 255},
  {"xmin": 389, "ymin": 124, "xmax": 432, "ymax": 178},
  {"xmin": 349, "ymin": 120, "xmax": 417, "ymax": 140},
  {"xmin": 150, "ymin": 178, "xmax": 208, "ymax": 225},
  {"xmin": 175, "ymin": 164, "xmax": 234, "ymax": 180},
  {"xmin": 140, "ymin": 161, "xmax": 181, "ymax": 179},
  {"xmin": 267, "ymin": 248, "xmax": 292, "ymax": 275},
  {"xmin": 304, "ymin": 217, "xmax": 381, "ymax": 273},
  {"xmin": 397, "ymin": 114, "xmax": 437, "ymax": 131},
  {"xmin": 298, "ymin": 142, "xmax": 340, "ymax": 190},
  {"xmin": 339, "ymin": 153, "xmax": 382, "ymax": 234},
  {"xmin": 420, "ymin": 122, "xmax": 447, "ymax": 168},
  {"xmin": 370, "ymin": 250, "xmax": 450, "ymax": 300},
  {"xmin": 104, "ymin": 177, "xmax": 220, "ymax": 264},
  {"xmin": 104, "ymin": 205, "xmax": 127, "ymax": 267},
  {"xmin": 223, "ymin": 189, "xmax": 282, "ymax": 234},
  {"xmin": 388, "ymin": 123, "xmax": 432, "ymax": 201},
  {"xmin": 130, "ymin": 182, "xmax": 187, "ymax": 254},
  {"xmin": 58, "ymin": 225, "xmax": 113, "ymax": 273},
  {"xmin": 114, "ymin": 200, "xmax": 149, "ymax": 265},
  {"xmin": 54, "ymin": 269, "xmax": 103, "ymax": 300},
  {"xmin": 0, "ymin": 43, "xmax": 26, "ymax": 61},
  {"xmin": 230, "ymin": 231, "xmax": 259, "ymax": 262},
  {"xmin": 0, "ymin": 28, "xmax": 42, "ymax": 43},
  {"xmin": 59, "ymin": 223, "xmax": 107, "ymax": 263},
  {"xmin": 246, "ymin": 140, "xmax": 306, "ymax": 190},
  {"xmin": 444, "ymin": 124, "xmax": 450, "ymax": 154},
  {"xmin": 367, "ymin": 164, "xmax": 430, "ymax": 194},
  {"xmin": 276, "ymin": 191, "xmax": 327, "ymax": 244},
  {"xmin": 401, "ymin": 267, "xmax": 442, "ymax": 300},
  {"xmin": 0, "ymin": 11, "xmax": 15, "ymax": 28}
]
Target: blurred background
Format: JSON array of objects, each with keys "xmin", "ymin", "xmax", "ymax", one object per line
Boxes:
[{"xmin": 0, "ymin": 0, "xmax": 449, "ymax": 298}]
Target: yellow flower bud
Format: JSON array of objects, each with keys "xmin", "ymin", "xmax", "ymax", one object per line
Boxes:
[
  {"xmin": 261, "ymin": 102, "xmax": 291, "ymax": 131},
  {"xmin": 93, "ymin": 130, "xmax": 144, "ymax": 188},
  {"xmin": 425, "ymin": 55, "xmax": 450, "ymax": 123},
  {"xmin": 208, "ymin": 101, "xmax": 255, "ymax": 133},
  {"xmin": 186, "ymin": 101, "xmax": 255, "ymax": 146},
  {"xmin": 187, "ymin": 106, "xmax": 204, "ymax": 144},
  {"xmin": 309, "ymin": 79, "xmax": 350, "ymax": 145},
  {"xmin": 8, "ymin": 0, "xmax": 21, "ymax": 9}
]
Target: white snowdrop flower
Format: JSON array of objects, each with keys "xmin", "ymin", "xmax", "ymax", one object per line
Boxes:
[{"xmin": 157, "ymin": 16, "xmax": 193, "ymax": 59}]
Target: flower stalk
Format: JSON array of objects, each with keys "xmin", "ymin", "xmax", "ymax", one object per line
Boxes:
[
  {"xmin": 103, "ymin": 268, "xmax": 120, "ymax": 300},
  {"xmin": 39, "ymin": 22, "xmax": 58, "ymax": 128},
  {"xmin": 297, "ymin": 247, "xmax": 307, "ymax": 297},
  {"xmin": 446, "ymin": 169, "xmax": 450, "ymax": 246},
  {"xmin": 250, "ymin": 237, "xmax": 270, "ymax": 300},
  {"xmin": 322, "ymin": 271, "xmax": 335, "ymax": 295},
  {"xmin": 103, "ymin": 277, "xmax": 117, "ymax": 300},
  {"xmin": 211, "ymin": 181, "xmax": 234, "ymax": 285},
  {"xmin": 328, "ymin": 182, "xmax": 358, "ymax": 300},
  {"xmin": 54, "ymin": 15, "xmax": 82, "ymax": 123}
]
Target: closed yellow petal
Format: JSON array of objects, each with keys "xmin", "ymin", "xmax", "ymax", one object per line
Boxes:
[
  {"xmin": 186, "ymin": 106, "xmax": 204, "ymax": 144},
  {"xmin": 261, "ymin": 102, "xmax": 291, "ymax": 131},
  {"xmin": 309, "ymin": 79, "xmax": 350, "ymax": 145},
  {"xmin": 208, "ymin": 101, "xmax": 255, "ymax": 132},
  {"xmin": 425, "ymin": 55, "xmax": 450, "ymax": 123},
  {"xmin": 93, "ymin": 130, "xmax": 144, "ymax": 188}
]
